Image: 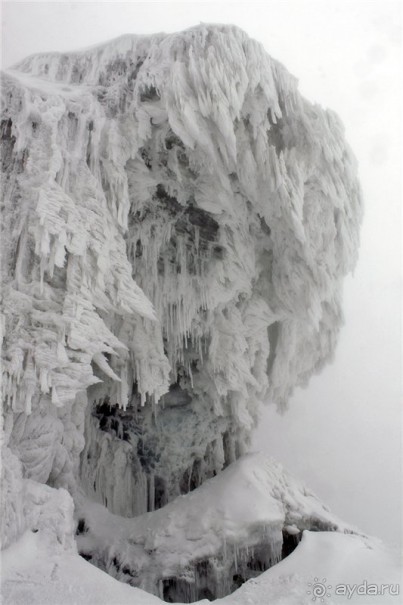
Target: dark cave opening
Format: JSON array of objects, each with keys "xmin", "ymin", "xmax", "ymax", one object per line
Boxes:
[{"xmin": 281, "ymin": 529, "xmax": 302, "ymax": 559}]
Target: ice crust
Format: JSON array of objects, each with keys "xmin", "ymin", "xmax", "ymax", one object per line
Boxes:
[{"xmin": 1, "ymin": 24, "xmax": 362, "ymax": 601}]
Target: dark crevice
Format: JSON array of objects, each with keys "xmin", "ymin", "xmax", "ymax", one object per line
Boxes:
[
  {"xmin": 140, "ymin": 85, "xmax": 160, "ymax": 103},
  {"xmin": 267, "ymin": 112, "xmax": 286, "ymax": 154},
  {"xmin": 281, "ymin": 529, "xmax": 302, "ymax": 558},
  {"xmin": 267, "ymin": 321, "xmax": 280, "ymax": 375},
  {"xmin": 76, "ymin": 518, "xmax": 88, "ymax": 536}
]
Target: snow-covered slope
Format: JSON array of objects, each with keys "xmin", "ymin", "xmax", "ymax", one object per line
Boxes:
[
  {"xmin": 3, "ymin": 451, "xmax": 400, "ymax": 604},
  {"xmin": 2, "ymin": 528, "xmax": 400, "ymax": 605},
  {"xmin": 1, "ymin": 24, "xmax": 364, "ymax": 603},
  {"xmin": 75, "ymin": 453, "xmax": 355, "ymax": 599}
]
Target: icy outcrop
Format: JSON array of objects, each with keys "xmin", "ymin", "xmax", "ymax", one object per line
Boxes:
[
  {"xmin": 0, "ymin": 445, "xmax": 75, "ymax": 551},
  {"xmin": 1, "ymin": 23, "xmax": 362, "ymax": 600},
  {"xmin": 76, "ymin": 453, "xmax": 352, "ymax": 601}
]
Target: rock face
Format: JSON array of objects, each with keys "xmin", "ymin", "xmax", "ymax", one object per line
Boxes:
[{"xmin": 1, "ymin": 24, "xmax": 362, "ymax": 601}]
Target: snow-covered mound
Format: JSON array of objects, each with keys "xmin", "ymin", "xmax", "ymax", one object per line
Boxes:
[
  {"xmin": 75, "ymin": 453, "xmax": 353, "ymax": 600},
  {"xmin": 1, "ymin": 24, "xmax": 364, "ymax": 602},
  {"xmin": 2, "ymin": 529, "xmax": 400, "ymax": 605},
  {"xmin": 2, "ymin": 530, "xmax": 163, "ymax": 605}
]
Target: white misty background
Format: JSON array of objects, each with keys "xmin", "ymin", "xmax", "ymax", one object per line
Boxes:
[{"xmin": 2, "ymin": 0, "xmax": 401, "ymax": 549}]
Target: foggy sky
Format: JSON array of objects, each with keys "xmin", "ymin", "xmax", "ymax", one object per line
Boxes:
[{"xmin": 2, "ymin": 1, "xmax": 401, "ymax": 547}]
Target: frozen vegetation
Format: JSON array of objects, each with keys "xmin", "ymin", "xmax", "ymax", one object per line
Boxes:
[{"xmin": 1, "ymin": 24, "xmax": 394, "ymax": 605}]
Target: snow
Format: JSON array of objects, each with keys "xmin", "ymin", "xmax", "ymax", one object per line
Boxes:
[
  {"xmin": 1, "ymin": 23, "xmax": 362, "ymax": 450},
  {"xmin": 217, "ymin": 531, "xmax": 401, "ymax": 605},
  {"xmin": 1, "ymin": 23, "xmax": 366, "ymax": 604},
  {"xmin": 74, "ymin": 453, "xmax": 354, "ymax": 598},
  {"xmin": 2, "ymin": 529, "xmax": 400, "ymax": 605},
  {"xmin": 1, "ymin": 531, "xmax": 163, "ymax": 605},
  {"xmin": 0, "ymin": 448, "xmax": 75, "ymax": 551},
  {"xmin": 2, "ymin": 451, "xmax": 400, "ymax": 604}
]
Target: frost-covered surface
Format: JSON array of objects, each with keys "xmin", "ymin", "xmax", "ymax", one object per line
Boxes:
[
  {"xmin": 1, "ymin": 23, "xmax": 363, "ymax": 602},
  {"xmin": 2, "ymin": 529, "xmax": 400, "ymax": 605},
  {"xmin": 0, "ymin": 444, "xmax": 75, "ymax": 551}
]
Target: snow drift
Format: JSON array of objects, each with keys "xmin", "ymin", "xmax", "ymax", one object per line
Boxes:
[
  {"xmin": 75, "ymin": 453, "xmax": 355, "ymax": 601},
  {"xmin": 3, "ymin": 529, "xmax": 400, "ymax": 605},
  {"xmin": 1, "ymin": 24, "xmax": 363, "ymax": 602}
]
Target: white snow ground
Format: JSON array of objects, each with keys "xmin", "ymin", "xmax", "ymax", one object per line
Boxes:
[
  {"xmin": 2, "ymin": 453, "xmax": 401, "ymax": 605},
  {"xmin": 2, "ymin": 528, "xmax": 400, "ymax": 605}
]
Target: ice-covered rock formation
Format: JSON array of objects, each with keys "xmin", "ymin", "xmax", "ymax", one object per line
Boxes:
[{"xmin": 1, "ymin": 24, "xmax": 362, "ymax": 601}]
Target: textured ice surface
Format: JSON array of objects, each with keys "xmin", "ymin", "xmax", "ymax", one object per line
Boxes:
[
  {"xmin": 1, "ymin": 24, "xmax": 363, "ymax": 600},
  {"xmin": 0, "ymin": 444, "xmax": 75, "ymax": 551}
]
